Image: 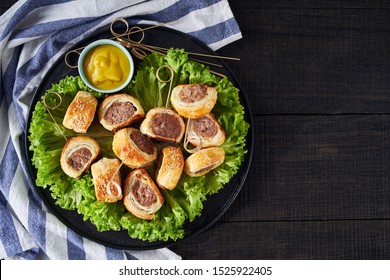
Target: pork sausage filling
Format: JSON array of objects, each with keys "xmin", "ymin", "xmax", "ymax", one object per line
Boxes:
[
  {"xmin": 193, "ymin": 116, "xmax": 218, "ymax": 138},
  {"xmin": 194, "ymin": 162, "xmax": 219, "ymax": 175},
  {"xmin": 104, "ymin": 102, "xmax": 135, "ymax": 125},
  {"xmin": 151, "ymin": 113, "xmax": 182, "ymax": 139},
  {"xmin": 132, "ymin": 180, "xmax": 157, "ymax": 207},
  {"xmin": 67, "ymin": 148, "xmax": 92, "ymax": 170},
  {"xmin": 179, "ymin": 84, "xmax": 207, "ymax": 103},
  {"xmin": 130, "ymin": 130, "xmax": 155, "ymax": 155}
]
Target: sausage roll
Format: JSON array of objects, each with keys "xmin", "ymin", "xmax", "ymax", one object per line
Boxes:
[
  {"xmin": 91, "ymin": 157, "xmax": 122, "ymax": 202},
  {"xmin": 124, "ymin": 168, "xmax": 164, "ymax": 220},
  {"xmin": 155, "ymin": 146, "xmax": 184, "ymax": 190},
  {"xmin": 62, "ymin": 91, "xmax": 98, "ymax": 133},
  {"xmin": 60, "ymin": 136, "xmax": 100, "ymax": 178},
  {"xmin": 112, "ymin": 127, "xmax": 157, "ymax": 169},
  {"xmin": 170, "ymin": 84, "xmax": 217, "ymax": 119},
  {"xmin": 184, "ymin": 147, "xmax": 225, "ymax": 177},
  {"xmin": 98, "ymin": 93, "xmax": 144, "ymax": 132},
  {"xmin": 140, "ymin": 107, "xmax": 185, "ymax": 143},
  {"xmin": 187, "ymin": 113, "xmax": 226, "ymax": 148}
]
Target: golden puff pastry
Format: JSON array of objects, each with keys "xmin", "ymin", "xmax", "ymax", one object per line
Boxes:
[
  {"xmin": 62, "ymin": 91, "xmax": 98, "ymax": 133},
  {"xmin": 60, "ymin": 136, "xmax": 100, "ymax": 178},
  {"xmin": 140, "ymin": 107, "xmax": 185, "ymax": 143},
  {"xmin": 98, "ymin": 93, "xmax": 144, "ymax": 132},
  {"xmin": 112, "ymin": 127, "xmax": 157, "ymax": 169},
  {"xmin": 123, "ymin": 168, "xmax": 164, "ymax": 220},
  {"xmin": 155, "ymin": 146, "xmax": 184, "ymax": 190},
  {"xmin": 170, "ymin": 84, "xmax": 217, "ymax": 119},
  {"xmin": 184, "ymin": 147, "xmax": 225, "ymax": 177},
  {"xmin": 187, "ymin": 113, "xmax": 226, "ymax": 148},
  {"xmin": 91, "ymin": 157, "xmax": 122, "ymax": 202}
]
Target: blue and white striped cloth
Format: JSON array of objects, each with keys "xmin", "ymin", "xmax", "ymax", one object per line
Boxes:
[{"xmin": 0, "ymin": 0, "xmax": 242, "ymax": 260}]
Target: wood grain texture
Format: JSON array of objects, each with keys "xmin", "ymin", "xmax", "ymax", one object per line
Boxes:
[
  {"xmin": 223, "ymin": 115, "xmax": 390, "ymax": 222},
  {"xmin": 171, "ymin": 220, "xmax": 390, "ymax": 259},
  {"xmin": 174, "ymin": 0, "xmax": 390, "ymax": 259},
  {"xmin": 0, "ymin": 0, "xmax": 16, "ymax": 15},
  {"xmin": 219, "ymin": 4, "xmax": 390, "ymax": 114},
  {"xmin": 229, "ymin": 1, "xmax": 390, "ymax": 9}
]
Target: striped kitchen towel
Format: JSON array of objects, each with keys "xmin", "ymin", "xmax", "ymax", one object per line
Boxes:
[{"xmin": 0, "ymin": 0, "xmax": 242, "ymax": 260}]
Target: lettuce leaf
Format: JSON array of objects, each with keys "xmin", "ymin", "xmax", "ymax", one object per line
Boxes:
[{"xmin": 28, "ymin": 49, "xmax": 249, "ymax": 242}]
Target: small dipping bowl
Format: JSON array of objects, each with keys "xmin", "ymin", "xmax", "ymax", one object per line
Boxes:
[{"xmin": 78, "ymin": 39, "xmax": 134, "ymax": 94}]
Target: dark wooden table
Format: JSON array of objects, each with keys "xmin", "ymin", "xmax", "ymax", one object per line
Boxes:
[{"xmin": 2, "ymin": 0, "xmax": 390, "ymax": 259}]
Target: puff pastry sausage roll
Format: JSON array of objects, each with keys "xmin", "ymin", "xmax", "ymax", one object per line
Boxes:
[
  {"xmin": 112, "ymin": 127, "xmax": 157, "ymax": 169},
  {"xmin": 98, "ymin": 93, "xmax": 144, "ymax": 132},
  {"xmin": 187, "ymin": 113, "xmax": 226, "ymax": 148},
  {"xmin": 170, "ymin": 84, "xmax": 217, "ymax": 119},
  {"xmin": 62, "ymin": 91, "xmax": 98, "ymax": 133},
  {"xmin": 155, "ymin": 146, "xmax": 184, "ymax": 190},
  {"xmin": 140, "ymin": 107, "xmax": 185, "ymax": 143},
  {"xmin": 184, "ymin": 147, "xmax": 225, "ymax": 177},
  {"xmin": 91, "ymin": 157, "xmax": 122, "ymax": 202},
  {"xmin": 60, "ymin": 136, "xmax": 100, "ymax": 178},
  {"xmin": 124, "ymin": 169, "xmax": 164, "ymax": 220}
]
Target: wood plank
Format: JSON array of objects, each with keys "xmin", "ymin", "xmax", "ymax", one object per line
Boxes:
[
  {"xmin": 219, "ymin": 7, "xmax": 390, "ymax": 114},
  {"xmin": 171, "ymin": 220, "xmax": 390, "ymax": 259},
  {"xmin": 215, "ymin": 114, "xmax": 390, "ymax": 222},
  {"xmin": 229, "ymin": 0, "xmax": 390, "ymax": 9},
  {"xmin": 0, "ymin": 0, "xmax": 16, "ymax": 15}
]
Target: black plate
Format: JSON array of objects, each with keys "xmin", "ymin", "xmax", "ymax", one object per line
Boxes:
[{"xmin": 24, "ymin": 22, "xmax": 254, "ymax": 250}]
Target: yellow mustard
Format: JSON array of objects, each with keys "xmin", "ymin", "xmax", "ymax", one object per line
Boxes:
[{"xmin": 83, "ymin": 44, "xmax": 130, "ymax": 90}]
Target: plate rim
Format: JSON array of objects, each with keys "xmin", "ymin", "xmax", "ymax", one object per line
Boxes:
[{"xmin": 23, "ymin": 23, "xmax": 254, "ymax": 250}]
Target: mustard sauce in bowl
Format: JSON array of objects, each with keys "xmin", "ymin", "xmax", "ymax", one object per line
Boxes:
[{"xmin": 78, "ymin": 39, "xmax": 134, "ymax": 93}]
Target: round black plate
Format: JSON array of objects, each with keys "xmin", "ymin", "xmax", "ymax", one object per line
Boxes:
[{"xmin": 24, "ymin": 22, "xmax": 254, "ymax": 250}]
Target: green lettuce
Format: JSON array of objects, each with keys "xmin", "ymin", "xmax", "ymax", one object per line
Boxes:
[{"xmin": 28, "ymin": 49, "xmax": 249, "ymax": 242}]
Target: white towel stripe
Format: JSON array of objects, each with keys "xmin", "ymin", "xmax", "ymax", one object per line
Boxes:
[
  {"xmin": 208, "ymin": 32, "xmax": 243, "ymax": 51},
  {"xmin": 83, "ymin": 238, "xmax": 107, "ymax": 260},
  {"xmin": 8, "ymin": 164, "xmax": 30, "ymax": 228},
  {"xmin": 10, "ymin": 214, "xmax": 37, "ymax": 254},
  {"xmin": 0, "ymin": 33, "xmax": 15, "ymax": 73},
  {"xmin": 8, "ymin": 104, "xmax": 23, "ymax": 159},
  {"xmin": 44, "ymin": 213, "xmax": 68, "ymax": 259},
  {"xmin": 166, "ymin": 0, "xmax": 236, "ymax": 34},
  {"xmin": 16, "ymin": 36, "xmax": 49, "ymax": 70},
  {"xmin": 6, "ymin": 168, "xmax": 38, "ymax": 254}
]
